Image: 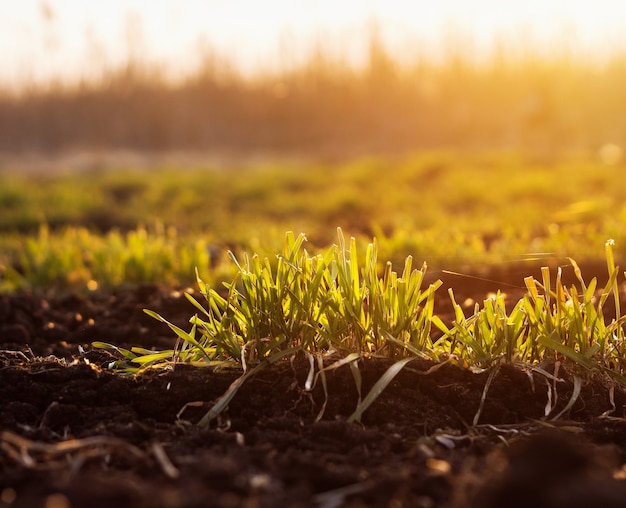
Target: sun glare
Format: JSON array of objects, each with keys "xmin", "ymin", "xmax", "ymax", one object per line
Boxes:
[{"xmin": 1, "ymin": 0, "xmax": 626, "ymax": 85}]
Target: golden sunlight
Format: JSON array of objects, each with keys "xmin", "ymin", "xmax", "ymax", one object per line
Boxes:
[{"xmin": 1, "ymin": 0, "xmax": 626, "ymax": 85}]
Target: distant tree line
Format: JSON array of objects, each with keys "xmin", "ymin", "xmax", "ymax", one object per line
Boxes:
[{"xmin": 1, "ymin": 40, "xmax": 625, "ymax": 156}]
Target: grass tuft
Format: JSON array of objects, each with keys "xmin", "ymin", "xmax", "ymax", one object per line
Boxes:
[{"xmin": 96, "ymin": 232, "xmax": 626, "ymax": 425}]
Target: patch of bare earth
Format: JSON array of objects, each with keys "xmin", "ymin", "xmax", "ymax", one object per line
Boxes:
[{"xmin": 2, "ymin": 266, "xmax": 626, "ymax": 507}]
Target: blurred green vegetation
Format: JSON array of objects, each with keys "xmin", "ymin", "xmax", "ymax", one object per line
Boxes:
[{"xmin": 1, "ymin": 151, "xmax": 625, "ymax": 291}]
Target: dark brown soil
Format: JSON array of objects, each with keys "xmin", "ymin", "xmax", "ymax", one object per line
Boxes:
[{"xmin": 3, "ymin": 264, "xmax": 626, "ymax": 508}]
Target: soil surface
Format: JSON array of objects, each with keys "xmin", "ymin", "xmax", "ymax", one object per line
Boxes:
[{"xmin": 3, "ymin": 263, "xmax": 626, "ymax": 507}]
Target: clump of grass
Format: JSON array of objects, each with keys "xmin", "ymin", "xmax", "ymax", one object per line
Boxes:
[
  {"xmin": 97, "ymin": 233, "xmax": 626, "ymax": 426},
  {"xmin": 98, "ymin": 228, "xmax": 442, "ymax": 424},
  {"xmin": 431, "ymin": 239, "xmax": 626, "ymax": 424},
  {"xmin": 0, "ymin": 224, "xmax": 230, "ymax": 292},
  {"xmin": 148, "ymin": 228, "xmax": 440, "ymax": 360},
  {"xmin": 436, "ymin": 240, "xmax": 626, "ymax": 384}
]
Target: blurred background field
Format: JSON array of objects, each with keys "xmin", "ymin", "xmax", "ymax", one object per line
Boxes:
[
  {"xmin": 1, "ymin": 152, "xmax": 624, "ymax": 291},
  {"xmin": 3, "ymin": 27, "xmax": 626, "ymax": 156},
  {"xmin": 3, "ymin": 2, "xmax": 626, "ymax": 156},
  {"xmin": 1, "ymin": 1, "xmax": 626, "ymax": 290}
]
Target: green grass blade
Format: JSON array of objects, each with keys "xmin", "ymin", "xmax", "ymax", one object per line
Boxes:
[
  {"xmin": 92, "ymin": 341, "xmax": 137, "ymax": 360},
  {"xmin": 350, "ymin": 361, "xmax": 363, "ymax": 408},
  {"xmin": 131, "ymin": 351, "xmax": 175, "ymax": 364},
  {"xmin": 184, "ymin": 292, "xmax": 211, "ymax": 317},
  {"xmin": 347, "ymin": 357, "xmax": 414, "ymax": 423},
  {"xmin": 551, "ymin": 375, "xmax": 582, "ymax": 420},
  {"xmin": 198, "ymin": 346, "xmax": 300, "ymax": 426},
  {"xmin": 538, "ymin": 334, "xmax": 595, "ymax": 370}
]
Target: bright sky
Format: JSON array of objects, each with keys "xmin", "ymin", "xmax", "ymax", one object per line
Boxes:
[{"xmin": 2, "ymin": 0, "xmax": 626, "ymax": 86}]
